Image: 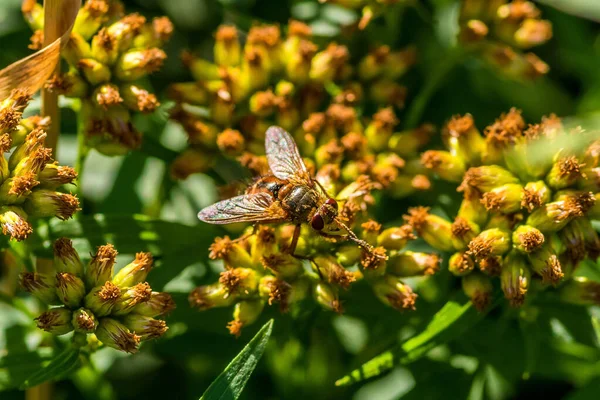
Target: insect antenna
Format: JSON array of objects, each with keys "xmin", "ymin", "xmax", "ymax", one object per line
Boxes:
[{"xmin": 334, "ymin": 217, "xmax": 387, "ymax": 260}]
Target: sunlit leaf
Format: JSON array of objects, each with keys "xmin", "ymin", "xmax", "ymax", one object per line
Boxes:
[
  {"xmin": 200, "ymin": 319, "xmax": 273, "ymax": 400},
  {"xmin": 336, "ymin": 293, "xmax": 500, "ymax": 386}
]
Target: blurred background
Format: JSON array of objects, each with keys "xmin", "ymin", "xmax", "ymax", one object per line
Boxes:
[{"xmin": 1, "ymin": 0, "xmax": 600, "ymax": 399}]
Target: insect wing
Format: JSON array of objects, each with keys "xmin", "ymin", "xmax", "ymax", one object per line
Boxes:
[
  {"xmin": 198, "ymin": 192, "xmax": 286, "ymax": 224},
  {"xmin": 265, "ymin": 126, "xmax": 309, "ymax": 181}
]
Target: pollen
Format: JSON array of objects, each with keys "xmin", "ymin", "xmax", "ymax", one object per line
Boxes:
[
  {"xmin": 403, "ymin": 206, "xmax": 430, "ymax": 233},
  {"xmin": 76, "ymin": 313, "xmax": 96, "ymax": 331},
  {"xmin": 288, "ymin": 20, "xmax": 312, "ymax": 38},
  {"xmin": 361, "ymin": 246, "xmax": 387, "ymax": 269},
  {"xmin": 471, "ymin": 291, "xmax": 491, "ymax": 312},
  {"xmin": 217, "ymin": 129, "xmax": 245, "ymax": 155},
  {"xmin": 99, "ymin": 281, "xmax": 121, "ymax": 302},
  {"xmin": 238, "ymin": 152, "xmax": 269, "ymax": 176},
  {"xmin": 247, "ymin": 25, "xmax": 281, "ymax": 48},
  {"xmin": 341, "ymin": 132, "xmax": 367, "ymax": 158},
  {"xmin": 0, "ymin": 134, "xmax": 12, "ymax": 153},
  {"xmin": 518, "ymin": 230, "xmax": 545, "ymax": 252},
  {"xmin": 85, "ymin": 0, "xmax": 110, "ymax": 17},
  {"xmin": 558, "ymin": 156, "xmax": 584, "ymax": 179},
  {"xmin": 121, "ymin": 13, "xmax": 147, "ymax": 34},
  {"xmin": 541, "ymin": 255, "xmax": 564, "ymax": 286},
  {"xmin": 8, "ymin": 173, "xmax": 40, "ymax": 196},
  {"xmin": 132, "ymin": 282, "xmax": 153, "ymax": 302},
  {"xmin": 28, "ymin": 30, "xmax": 44, "ymax": 50},
  {"xmin": 481, "ymin": 191, "xmax": 504, "ymax": 211},
  {"xmin": 188, "ymin": 287, "xmax": 212, "ymax": 309},
  {"xmin": 153, "ymin": 16, "xmax": 174, "ymax": 42},
  {"xmin": 215, "ymin": 25, "xmax": 238, "ymax": 43},
  {"xmin": 446, "ymin": 114, "xmax": 475, "ymax": 137},
  {"xmin": 326, "ymin": 104, "xmax": 356, "ymax": 130},
  {"xmin": 135, "ymin": 90, "xmax": 159, "ymax": 113},
  {"xmin": 141, "ymin": 48, "xmax": 167, "ymax": 73},
  {"xmin": 53, "ymin": 237, "xmax": 77, "ymax": 259},
  {"xmin": 227, "ymin": 319, "xmax": 244, "ymax": 337},
  {"xmin": 361, "ymin": 220, "xmax": 382, "ymax": 234},
  {"xmin": 299, "ymin": 39, "xmax": 318, "ymax": 60},
  {"xmin": 467, "ymin": 236, "xmax": 494, "ymax": 260},
  {"xmin": 325, "ymin": 43, "xmax": 349, "ymax": 66},
  {"xmin": 95, "ymin": 28, "xmax": 116, "ymax": 50},
  {"xmin": 387, "ymin": 286, "xmax": 417, "ymax": 311},
  {"xmin": 219, "ymin": 270, "xmax": 244, "ymax": 295},
  {"xmin": 521, "ymin": 187, "xmax": 544, "ymax": 212},
  {"xmin": 265, "ymin": 278, "xmax": 291, "ymax": 312},
  {"xmin": 478, "ymin": 257, "xmax": 502, "ymax": 276},
  {"xmin": 372, "ymin": 107, "xmax": 398, "ymax": 131},
  {"xmin": 55, "ymin": 193, "xmax": 81, "ymax": 220},
  {"xmin": 421, "ymin": 151, "xmax": 443, "ymax": 169},
  {"xmin": 411, "ymin": 175, "xmax": 431, "ymax": 191},
  {"xmin": 451, "ymin": 217, "xmax": 473, "ymax": 238},
  {"xmin": 96, "ymin": 86, "xmax": 123, "ymax": 109}
]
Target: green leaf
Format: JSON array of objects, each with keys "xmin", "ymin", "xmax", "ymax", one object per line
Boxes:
[
  {"xmin": 0, "ymin": 348, "xmax": 54, "ymax": 391},
  {"xmin": 20, "ymin": 347, "xmax": 81, "ymax": 389},
  {"xmin": 200, "ymin": 319, "xmax": 273, "ymax": 400},
  {"xmin": 536, "ymin": 0, "xmax": 600, "ymax": 22},
  {"xmin": 565, "ymin": 377, "xmax": 600, "ymax": 400},
  {"xmin": 335, "ymin": 293, "xmax": 500, "ymax": 386}
]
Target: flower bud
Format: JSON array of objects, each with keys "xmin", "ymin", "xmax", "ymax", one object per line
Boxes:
[
  {"xmin": 216, "ymin": 129, "xmax": 245, "ymax": 157},
  {"xmin": 421, "ymin": 151, "xmax": 466, "ymax": 182},
  {"xmin": 209, "ymin": 236, "xmax": 254, "ymax": 269},
  {"xmin": 559, "ymin": 277, "xmax": 600, "ymax": 306},
  {"xmin": 91, "ymin": 28, "xmax": 119, "ymax": 66},
  {"xmin": 462, "ymin": 272, "xmax": 493, "ymax": 312},
  {"xmin": 451, "ymin": 217, "xmax": 481, "ymax": 250},
  {"xmin": 514, "ymin": 19, "xmax": 552, "ymax": 49},
  {"xmin": 261, "ymin": 253, "xmax": 304, "ymax": 280},
  {"xmin": 336, "ymin": 244, "xmax": 362, "ymax": 267},
  {"xmin": 78, "ymin": 59, "xmax": 111, "ymax": 85},
  {"xmin": 512, "ymin": 225, "xmax": 545, "ymax": 253},
  {"xmin": 227, "ymin": 299, "xmax": 264, "ymax": 337},
  {"xmin": 214, "ymin": 25, "xmax": 241, "ymax": 67},
  {"xmin": 19, "ymin": 272, "xmax": 57, "ymax": 304},
  {"xmin": 377, "ymin": 225, "xmax": 415, "ymax": 250},
  {"xmin": 170, "ymin": 149, "xmax": 214, "ymax": 180},
  {"xmin": 364, "ymin": 107, "xmax": 398, "ymax": 152},
  {"xmin": 404, "ymin": 207, "xmax": 454, "ymax": 252},
  {"xmin": 219, "ymin": 268, "xmax": 259, "ymax": 299},
  {"xmin": 481, "ymin": 183, "xmax": 524, "ymax": 214},
  {"xmin": 387, "ymin": 251, "xmax": 440, "ymax": 277},
  {"xmin": 458, "ymin": 166, "xmax": 519, "ymax": 194},
  {"xmin": 120, "ymin": 84, "xmax": 159, "ymax": 113},
  {"xmin": 0, "ymin": 89, "xmax": 31, "ymax": 135},
  {"xmin": 86, "ymin": 244, "xmax": 117, "ymax": 289},
  {"xmin": 37, "ymin": 163, "xmax": 77, "ymax": 189},
  {"xmin": 132, "ymin": 291, "xmax": 176, "ymax": 317},
  {"xmin": 52, "ymin": 237, "xmax": 83, "ymax": 277},
  {"xmin": 35, "ymin": 307, "xmax": 73, "ymax": 335},
  {"xmin": 93, "ymin": 84, "xmax": 123, "ymax": 110},
  {"xmin": 112, "ymin": 252, "xmax": 153, "ymax": 288},
  {"xmin": 122, "ymin": 314, "xmax": 168, "ymax": 341},
  {"xmin": 526, "ymin": 193, "xmax": 592, "ymax": 233},
  {"xmin": 112, "ymin": 282, "xmax": 152, "ymax": 316},
  {"xmin": 528, "ymin": 243, "xmax": 564, "ymax": 285},
  {"xmin": 96, "ymin": 318, "xmax": 140, "ymax": 353},
  {"xmin": 546, "ymin": 156, "xmax": 584, "ymax": 190},
  {"xmin": 72, "ymin": 0, "xmax": 110, "ymax": 39},
  {"xmin": 310, "ymin": 43, "xmax": 349, "ymax": 82},
  {"xmin": 285, "ymin": 39, "xmax": 317, "ymax": 84},
  {"xmin": 72, "ymin": 308, "xmax": 98, "ymax": 333},
  {"xmin": 313, "ymin": 255, "xmax": 356, "ymax": 289},
  {"xmin": 258, "ymin": 276, "xmax": 291, "ymax": 312},
  {"xmin": 0, "ymin": 206, "xmax": 33, "ymax": 241},
  {"xmin": 449, "ymin": 252, "xmax": 475, "ymax": 276},
  {"xmin": 458, "ymin": 192, "xmax": 488, "ymax": 227},
  {"xmin": 106, "ymin": 13, "xmax": 146, "ymax": 51},
  {"xmin": 372, "ymin": 275, "xmax": 417, "ymax": 311},
  {"xmin": 501, "ymin": 252, "xmax": 531, "ymax": 307},
  {"xmin": 314, "ymin": 282, "xmax": 343, "ymax": 313},
  {"xmin": 23, "ymin": 190, "xmax": 80, "ymax": 220},
  {"xmin": 115, "ymin": 48, "xmax": 166, "ymax": 81},
  {"xmin": 189, "ymin": 282, "xmax": 236, "ymax": 310},
  {"xmin": 85, "ymin": 281, "xmax": 121, "ymax": 316},
  {"xmin": 521, "ymin": 180, "xmax": 551, "ymax": 211},
  {"xmin": 63, "ymin": 33, "xmax": 93, "ymax": 66},
  {"xmin": 56, "ymin": 272, "xmax": 86, "ymax": 308},
  {"xmin": 468, "ymin": 228, "xmax": 511, "ymax": 261}
]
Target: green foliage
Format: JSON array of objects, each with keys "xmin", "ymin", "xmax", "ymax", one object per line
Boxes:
[{"xmin": 200, "ymin": 319, "xmax": 273, "ymax": 400}]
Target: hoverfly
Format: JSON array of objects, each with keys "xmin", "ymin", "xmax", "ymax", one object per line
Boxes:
[{"xmin": 198, "ymin": 126, "xmax": 380, "ymax": 258}]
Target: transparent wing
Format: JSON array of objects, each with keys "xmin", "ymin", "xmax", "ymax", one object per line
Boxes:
[
  {"xmin": 265, "ymin": 126, "xmax": 309, "ymax": 181},
  {"xmin": 198, "ymin": 192, "xmax": 287, "ymax": 225}
]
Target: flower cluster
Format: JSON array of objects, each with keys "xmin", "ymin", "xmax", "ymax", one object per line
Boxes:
[
  {"xmin": 413, "ymin": 111, "xmax": 599, "ymax": 310},
  {"xmin": 23, "ymin": 0, "xmax": 173, "ymax": 155},
  {"xmin": 21, "ymin": 238, "xmax": 175, "ymax": 353},
  {"xmin": 458, "ymin": 0, "xmax": 553, "ymax": 80},
  {"xmin": 190, "ymin": 176, "xmax": 440, "ymax": 336},
  {"xmin": 0, "ymin": 89, "xmax": 79, "ymax": 242},
  {"xmin": 169, "ymin": 21, "xmax": 429, "ymax": 197}
]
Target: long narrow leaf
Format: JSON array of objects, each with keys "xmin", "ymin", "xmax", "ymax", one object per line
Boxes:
[
  {"xmin": 201, "ymin": 319, "xmax": 273, "ymax": 400},
  {"xmin": 20, "ymin": 347, "xmax": 80, "ymax": 389},
  {"xmin": 336, "ymin": 293, "xmax": 500, "ymax": 386}
]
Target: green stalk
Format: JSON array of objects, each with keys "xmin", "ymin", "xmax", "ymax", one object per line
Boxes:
[{"xmin": 404, "ymin": 48, "xmax": 464, "ymax": 129}]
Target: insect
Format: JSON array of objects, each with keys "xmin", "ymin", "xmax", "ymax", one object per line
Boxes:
[{"xmin": 198, "ymin": 126, "xmax": 382, "ymax": 258}]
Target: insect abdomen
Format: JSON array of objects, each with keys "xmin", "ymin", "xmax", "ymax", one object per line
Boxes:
[{"xmin": 280, "ymin": 185, "xmax": 318, "ymax": 222}]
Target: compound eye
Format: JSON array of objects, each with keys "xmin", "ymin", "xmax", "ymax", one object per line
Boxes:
[
  {"xmin": 311, "ymin": 214, "xmax": 325, "ymax": 231},
  {"xmin": 326, "ymin": 198, "xmax": 338, "ymax": 210}
]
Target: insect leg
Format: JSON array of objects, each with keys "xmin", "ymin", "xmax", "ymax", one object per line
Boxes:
[
  {"xmin": 230, "ymin": 224, "xmax": 259, "ymax": 244},
  {"xmin": 286, "ymin": 224, "xmax": 302, "ymax": 255}
]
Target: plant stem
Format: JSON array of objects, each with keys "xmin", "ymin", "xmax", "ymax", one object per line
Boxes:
[
  {"xmin": 74, "ymin": 100, "xmax": 89, "ymax": 202},
  {"xmin": 404, "ymin": 48, "xmax": 464, "ymax": 129}
]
